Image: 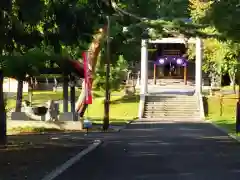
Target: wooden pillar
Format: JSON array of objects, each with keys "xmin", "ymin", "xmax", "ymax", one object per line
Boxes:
[
  {"xmin": 169, "ymin": 62, "xmax": 172, "ymax": 77},
  {"xmin": 63, "ymin": 75, "xmax": 69, "ymax": 112},
  {"xmin": 184, "ymin": 65, "xmax": 187, "ymax": 85},
  {"xmin": 70, "ymin": 87, "xmax": 75, "ymax": 114},
  {"xmin": 70, "ymin": 78, "xmax": 76, "ymax": 121},
  {"xmin": 178, "ymin": 66, "xmax": 181, "ymax": 76},
  {"xmin": 153, "ymin": 64, "xmax": 156, "ymax": 85},
  {"xmin": 70, "ymin": 76, "xmax": 75, "ymax": 113}
]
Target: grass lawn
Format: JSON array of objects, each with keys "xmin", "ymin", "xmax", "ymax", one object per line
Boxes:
[
  {"xmin": 206, "ymin": 94, "xmax": 237, "ymax": 134},
  {"xmin": 58, "ymin": 94, "xmax": 139, "ymax": 125},
  {"xmin": 6, "ymin": 89, "xmax": 115, "ymax": 110},
  {"xmin": 6, "ymin": 89, "xmax": 139, "ymax": 126},
  {"xmin": 6, "ymin": 91, "xmax": 67, "ymax": 111},
  {"xmin": 84, "ymin": 95, "xmax": 139, "ymax": 125}
]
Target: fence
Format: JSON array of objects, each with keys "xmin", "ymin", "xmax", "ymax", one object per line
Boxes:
[{"xmin": 218, "ymin": 95, "xmax": 238, "ymax": 116}]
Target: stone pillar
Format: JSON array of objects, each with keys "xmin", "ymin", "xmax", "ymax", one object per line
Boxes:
[
  {"xmin": 195, "ymin": 37, "xmax": 203, "ymax": 94},
  {"xmin": 136, "ymin": 71, "xmax": 140, "ymax": 87},
  {"xmin": 140, "ymin": 39, "xmax": 148, "ymax": 94}
]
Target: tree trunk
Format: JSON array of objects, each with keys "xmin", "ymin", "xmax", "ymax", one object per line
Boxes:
[
  {"xmin": 229, "ymin": 72, "xmax": 236, "ymax": 94},
  {"xmin": 76, "ymin": 27, "xmax": 107, "ymax": 117},
  {"xmin": 15, "ymin": 79, "xmax": 23, "ymax": 112},
  {"xmin": 75, "ymin": 80, "xmax": 87, "ymax": 117},
  {"xmin": 28, "ymin": 77, "xmax": 34, "ymax": 106},
  {"xmin": 0, "ymin": 70, "xmax": 7, "ymax": 145}
]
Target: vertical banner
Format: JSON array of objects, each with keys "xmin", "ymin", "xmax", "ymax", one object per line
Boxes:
[{"xmin": 83, "ymin": 51, "xmax": 93, "ymax": 104}]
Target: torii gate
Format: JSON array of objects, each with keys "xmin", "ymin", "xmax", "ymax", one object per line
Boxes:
[
  {"xmin": 140, "ymin": 37, "xmax": 203, "ymax": 95},
  {"xmin": 138, "ymin": 37, "xmax": 203, "ymax": 118}
]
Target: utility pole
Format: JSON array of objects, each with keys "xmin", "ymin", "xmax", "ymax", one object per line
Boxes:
[
  {"xmin": 0, "ymin": 70, "xmax": 6, "ymax": 145},
  {"xmin": 103, "ymin": 16, "xmax": 111, "ymax": 131},
  {"xmin": 236, "ymin": 77, "xmax": 240, "ymax": 134}
]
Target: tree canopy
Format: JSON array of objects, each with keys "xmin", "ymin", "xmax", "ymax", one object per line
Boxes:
[{"xmin": 0, "ymin": 0, "xmax": 239, "ymax": 84}]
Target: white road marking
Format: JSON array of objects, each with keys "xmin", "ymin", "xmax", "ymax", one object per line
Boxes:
[{"xmin": 41, "ymin": 140, "xmax": 102, "ymax": 180}]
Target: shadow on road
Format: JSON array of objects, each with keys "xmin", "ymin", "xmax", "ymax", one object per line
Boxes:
[
  {"xmin": 55, "ymin": 121, "xmax": 240, "ymax": 180},
  {"xmin": 0, "ymin": 133, "xmax": 92, "ymax": 180}
]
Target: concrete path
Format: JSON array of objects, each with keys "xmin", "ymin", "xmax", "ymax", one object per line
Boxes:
[{"xmin": 55, "ymin": 120, "xmax": 240, "ymax": 180}]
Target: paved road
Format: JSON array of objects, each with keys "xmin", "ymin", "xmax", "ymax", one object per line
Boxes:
[
  {"xmin": 55, "ymin": 121, "xmax": 240, "ymax": 180},
  {"xmin": 0, "ymin": 133, "xmax": 93, "ymax": 180}
]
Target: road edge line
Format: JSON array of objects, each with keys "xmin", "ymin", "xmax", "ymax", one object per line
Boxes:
[
  {"xmin": 41, "ymin": 139, "xmax": 102, "ymax": 180},
  {"xmin": 206, "ymin": 120, "xmax": 240, "ymax": 142}
]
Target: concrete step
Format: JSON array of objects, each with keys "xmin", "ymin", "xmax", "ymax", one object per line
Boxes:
[
  {"xmin": 145, "ymin": 111, "xmax": 200, "ymax": 114},
  {"xmin": 145, "ymin": 107, "xmax": 199, "ymax": 111},
  {"xmin": 147, "ymin": 96, "xmax": 196, "ymax": 99},
  {"xmin": 144, "ymin": 110, "xmax": 200, "ymax": 114},
  {"xmin": 143, "ymin": 114, "xmax": 200, "ymax": 116},
  {"xmin": 146, "ymin": 103, "xmax": 197, "ymax": 105},
  {"xmin": 145, "ymin": 101, "xmax": 197, "ymax": 104},
  {"xmin": 139, "ymin": 117, "xmax": 202, "ymax": 121},
  {"xmin": 146, "ymin": 99, "xmax": 197, "ymax": 102},
  {"xmin": 146, "ymin": 94, "xmax": 195, "ymax": 97},
  {"xmin": 146, "ymin": 99, "xmax": 196, "ymax": 101},
  {"xmin": 144, "ymin": 114, "xmax": 200, "ymax": 116},
  {"xmin": 143, "ymin": 94, "xmax": 200, "ymax": 120},
  {"xmin": 145, "ymin": 102, "xmax": 198, "ymax": 106},
  {"xmin": 163, "ymin": 106, "xmax": 199, "ymax": 109},
  {"xmin": 143, "ymin": 113, "xmax": 200, "ymax": 115},
  {"xmin": 143, "ymin": 116, "xmax": 201, "ymax": 120},
  {"xmin": 145, "ymin": 107, "xmax": 199, "ymax": 112},
  {"xmin": 163, "ymin": 107, "xmax": 199, "ymax": 110},
  {"xmin": 163, "ymin": 100, "xmax": 197, "ymax": 102},
  {"xmin": 145, "ymin": 107, "xmax": 199, "ymax": 110},
  {"xmin": 163, "ymin": 114, "xmax": 200, "ymax": 116}
]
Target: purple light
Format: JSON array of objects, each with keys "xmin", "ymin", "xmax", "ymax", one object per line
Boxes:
[
  {"xmin": 159, "ymin": 58, "xmax": 165, "ymax": 64},
  {"xmin": 176, "ymin": 58, "xmax": 183, "ymax": 65}
]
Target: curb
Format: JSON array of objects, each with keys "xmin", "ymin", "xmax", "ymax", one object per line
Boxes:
[
  {"xmin": 118, "ymin": 119, "xmax": 136, "ymax": 132},
  {"xmin": 41, "ymin": 139, "xmax": 102, "ymax": 180},
  {"xmin": 205, "ymin": 120, "xmax": 240, "ymax": 143},
  {"xmin": 7, "ymin": 130, "xmax": 84, "ymax": 136}
]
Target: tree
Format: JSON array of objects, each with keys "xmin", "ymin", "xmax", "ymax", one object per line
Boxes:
[
  {"xmin": 0, "ymin": 0, "xmax": 14, "ymax": 145},
  {"xmin": 189, "ymin": 0, "xmax": 240, "ymax": 91},
  {"xmin": 94, "ymin": 54, "xmax": 128, "ymax": 90},
  {"xmin": 0, "ymin": 69, "xmax": 6, "ymax": 145},
  {"xmin": 202, "ymin": 0, "xmax": 240, "ymax": 41}
]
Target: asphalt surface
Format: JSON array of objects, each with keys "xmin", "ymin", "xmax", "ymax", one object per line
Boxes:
[
  {"xmin": 55, "ymin": 121, "xmax": 240, "ymax": 180},
  {"xmin": 0, "ymin": 133, "xmax": 93, "ymax": 180}
]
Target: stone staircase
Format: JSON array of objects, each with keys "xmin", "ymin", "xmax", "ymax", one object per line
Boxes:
[{"xmin": 143, "ymin": 94, "xmax": 201, "ymax": 121}]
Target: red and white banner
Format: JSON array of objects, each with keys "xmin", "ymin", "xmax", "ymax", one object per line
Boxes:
[{"xmin": 83, "ymin": 51, "xmax": 93, "ymax": 104}]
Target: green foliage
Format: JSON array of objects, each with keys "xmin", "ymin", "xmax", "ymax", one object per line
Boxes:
[
  {"xmin": 94, "ymin": 55, "xmax": 128, "ymax": 90},
  {"xmin": 0, "ymin": 48, "xmax": 47, "ymax": 79},
  {"xmin": 0, "ymin": 48, "xmax": 71, "ymax": 80},
  {"xmin": 116, "ymin": 0, "xmax": 189, "ymax": 19},
  {"xmin": 189, "ymin": 0, "xmax": 213, "ymax": 23},
  {"xmin": 188, "ymin": 0, "xmax": 240, "ymax": 81},
  {"xmin": 202, "ymin": 0, "xmax": 240, "ymax": 41},
  {"xmin": 188, "ymin": 36, "xmax": 240, "ymax": 75},
  {"xmin": 1, "ymin": 0, "xmax": 239, "ymax": 83},
  {"xmin": 0, "ymin": 0, "xmax": 114, "ymax": 79}
]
